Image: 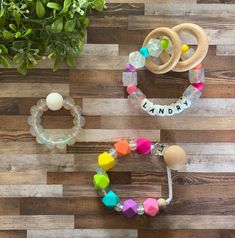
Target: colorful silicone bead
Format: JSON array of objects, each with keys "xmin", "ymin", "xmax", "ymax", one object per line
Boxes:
[
  {"xmin": 123, "ymin": 199, "xmax": 137, "ymax": 218},
  {"xmin": 125, "ymin": 64, "xmax": 136, "ymax": 72},
  {"xmin": 127, "ymin": 85, "xmax": 137, "ymax": 95},
  {"xmin": 193, "ymin": 63, "xmax": 202, "ymax": 70},
  {"xmin": 93, "ymin": 173, "xmax": 110, "ymax": 190},
  {"xmin": 143, "ymin": 198, "xmax": 159, "ymax": 216},
  {"xmin": 140, "ymin": 47, "xmax": 149, "ymax": 58},
  {"xmin": 114, "ymin": 140, "xmax": 131, "ymax": 157},
  {"xmin": 160, "ymin": 38, "xmax": 169, "ymax": 49},
  {"xmin": 102, "ymin": 190, "xmax": 120, "ymax": 208},
  {"xmin": 98, "ymin": 152, "xmax": 115, "ymax": 171},
  {"xmin": 181, "ymin": 44, "xmax": 189, "ymax": 55},
  {"xmin": 136, "ymin": 138, "xmax": 152, "ymax": 155},
  {"xmin": 192, "ymin": 82, "xmax": 204, "ymax": 91}
]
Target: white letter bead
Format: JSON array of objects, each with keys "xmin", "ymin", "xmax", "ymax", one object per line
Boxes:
[
  {"xmin": 173, "ymin": 101, "xmax": 184, "ymax": 114},
  {"xmin": 179, "ymin": 96, "xmax": 191, "ymax": 109},
  {"xmin": 157, "ymin": 105, "xmax": 167, "ymax": 116},
  {"xmin": 141, "ymin": 98, "xmax": 153, "ymax": 111},
  {"xmin": 147, "ymin": 104, "xmax": 158, "ymax": 116},
  {"xmin": 189, "ymin": 68, "xmax": 205, "ymax": 83},
  {"xmin": 166, "ymin": 105, "xmax": 175, "ymax": 116},
  {"xmin": 122, "ymin": 72, "xmax": 137, "ymax": 86}
]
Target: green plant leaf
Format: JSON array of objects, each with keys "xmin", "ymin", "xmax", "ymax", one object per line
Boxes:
[
  {"xmin": 9, "ymin": 24, "xmax": 17, "ymax": 32},
  {"xmin": 0, "ymin": 44, "xmax": 9, "ymax": 54},
  {"xmin": 64, "ymin": 19, "xmax": 76, "ymax": 32},
  {"xmin": 51, "ymin": 17, "xmax": 64, "ymax": 33},
  {"xmin": 93, "ymin": 0, "xmax": 105, "ymax": 11},
  {"xmin": 13, "ymin": 53, "xmax": 24, "ymax": 64},
  {"xmin": 53, "ymin": 56, "xmax": 63, "ymax": 72},
  {"xmin": 60, "ymin": 0, "xmax": 71, "ymax": 13},
  {"xmin": 66, "ymin": 54, "xmax": 76, "ymax": 67},
  {"xmin": 13, "ymin": 10, "xmax": 21, "ymax": 26},
  {"xmin": 36, "ymin": 0, "xmax": 46, "ymax": 18},
  {"xmin": 3, "ymin": 30, "xmax": 14, "ymax": 40},
  {"xmin": 47, "ymin": 2, "xmax": 62, "ymax": 11},
  {"xmin": 0, "ymin": 56, "xmax": 10, "ymax": 68},
  {"xmin": 18, "ymin": 62, "xmax": 27, "ymax": 75},
  {"xmin": 15, "ymin": 32, "xmax": 21, "ymax": 38}
]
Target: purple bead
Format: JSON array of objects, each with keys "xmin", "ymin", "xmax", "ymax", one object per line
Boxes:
[
  {"xmin": 125, "ymin": 64, "xmax": 136, "ymax": 72},
  {"xmin": 123, "ymin": 199, "xmax": 137, "ymax": 218}
]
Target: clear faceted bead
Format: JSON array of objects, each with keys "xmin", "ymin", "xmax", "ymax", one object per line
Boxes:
[
  {"xmin": 80, "ymin": 116, "xmax": 86, "ymax": 128},
  {"xmin": 109, "ymin": 148, "xmax": 118, "ymax": 158},
  {"xmin": 96, "ymin": 166, "xmax": 105, "ymax": 174},
  {"xmin": 63, "ymin": 97, "xmax": 75, "ymax": 110},
  {"xmin": 29, "ymin": 127, "xmax": 36, "ymax": 136},
  {"xmin": 97, "ymin": 189, "xmax": 107, "ymax": 197},
  {"xmin": 30, "ymin": 106, "xmax": 39, "ymax": 117},
  {"xmin": 189, "ymin": 68, "xmax": 205, "ymax": 83},
  {"xmin": 129, "ymin": 51, "xmax": 145, "ymax": 69},
  {"xmin": 183, "ymin": 85, "xmax": 202, "ymax": 103},
  {"xmin": 137, "ymin": 204, "xmax": 145, "ymax": 215},
  {"xmin": 114, "ymin": 201, "xmax": 123, "ymax": 212},
  {"xmin": 146, "ymin": 38, "xmax": 162, "ymax": 57},
  {"xmin": 122, "ymin": 72, "xmax": 137, "ymax": 87},
  {"xmin": 128, "ymin": 89, "xmax": 146, "ymax": 107},
  {"xmin": 151, "ymin": 142, "xmax": 166, "ymax": 156},
  {"xmin": 27, "ymin": 116, "xmax": 33, "ymax": 126}
]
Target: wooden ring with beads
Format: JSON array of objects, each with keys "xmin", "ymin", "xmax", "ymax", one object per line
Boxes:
[
  {"xmin": 143, "ymin": 27, "xmax": 182, "ymax": 74},
  {"xmin": 160, "ymin": 23, "xmax": 209, "ymax": 72}
]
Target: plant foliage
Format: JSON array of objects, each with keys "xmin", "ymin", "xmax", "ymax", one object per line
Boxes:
[{"xmin": 0, "ymin": 0, "xmax": 105, "ymax": 74}]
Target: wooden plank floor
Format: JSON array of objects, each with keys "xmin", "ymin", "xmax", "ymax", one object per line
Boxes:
[{"xmin": 0, "ymin": 1, "xmax": 235, "ymax": 237}]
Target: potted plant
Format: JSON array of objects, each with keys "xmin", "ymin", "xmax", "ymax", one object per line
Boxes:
[{"xmin": 0, "ymin": 0, "xmax": 105, "ymax": 74}]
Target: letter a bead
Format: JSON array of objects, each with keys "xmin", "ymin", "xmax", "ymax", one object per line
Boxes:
[
  {"xmin": 143, "ymin": 198, "xmax": 159, "ymax": 216},
  {"xmin": 98, "ymin": 152, "xmax": 115, "ymax": 171},
  {"xmin": 102, "ymin": 190, "xmax": 120, "ymax": 208},
  {"xmin": 136, "ymin": 138, "xmax": 152, "ymax": 155},
  {"xmin": 114, "ymin": 140, "xmax": 131, "ymax": 157},
  {"xmin": 93, "ymin": 173, "xmax": 110, "ymax": 190}
]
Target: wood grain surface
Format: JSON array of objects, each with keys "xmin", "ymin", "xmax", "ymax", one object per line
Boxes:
[{"xmin": 0, "ymin": 1, "xmax": 235, "ymax": 237}]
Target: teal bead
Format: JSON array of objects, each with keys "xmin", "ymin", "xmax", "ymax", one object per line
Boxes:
[
  {"xmin": 140, "ymin": 47, "xmax": 149, "ymax": 58},
  {"xmin": 102, "ymin": 190, "xmax": 120, "ymax": 208}
]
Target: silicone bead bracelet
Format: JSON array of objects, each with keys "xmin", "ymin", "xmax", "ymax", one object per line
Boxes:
[
  {"xmin": 28, "ymin": 93, "xmax": 85, "ymax": 150},
  {"xmin": 93, "ymin": 138, "xmax": 187, "ymax": 218},
  {"xmin": 122, "ymin": 27, "xmax": 207, "ymax": 116}
]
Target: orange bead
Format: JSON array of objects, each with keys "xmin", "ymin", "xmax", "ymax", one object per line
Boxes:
[{"xmin": 114, "ymin": 140, "xmax": 131, "ymax": 157}]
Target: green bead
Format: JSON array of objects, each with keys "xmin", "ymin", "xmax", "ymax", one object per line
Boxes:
[
  {"xmin": 160, "ymin": 38, "xmax": 169, "ymax": 49},
  {"xmin": 102, "ymin": 190, "xmax": 120, "ymax": 208},
  {"xmin": 93, "ymin": 173, "xmax": 110, "ymax": 190}
]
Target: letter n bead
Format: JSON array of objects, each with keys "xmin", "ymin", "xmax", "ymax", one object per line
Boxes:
[
  {"xmin": 143, "ymin": 198, "xmax": 159, "ymax": 216},
  {"xmin": 114, "ymin": 140, "xmax": 131, "ymax": 157},
  {"xmin": 98, "ymin": 152, "xmax": 115, "ymax": 171}
]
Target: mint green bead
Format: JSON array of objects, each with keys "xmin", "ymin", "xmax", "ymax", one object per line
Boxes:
[
  {"xmin": 102, "ymin": 190, "xmax": 120, "ymax": 208},
  {"xmin": 160, "ymin": 38, "xmax": 169, "ymax": 49}
]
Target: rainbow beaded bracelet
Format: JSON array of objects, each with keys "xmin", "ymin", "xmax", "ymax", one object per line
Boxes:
[
  {"xmin": 122, "ymin": 29, "xmax": 207, "ymax": 117},
  {"xmin": 93, "ymin": 138, "xmax": 187, "ymax": 218}
]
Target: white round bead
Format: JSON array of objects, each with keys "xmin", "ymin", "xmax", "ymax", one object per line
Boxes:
[{"xmin": 46, "ymin": 93, "xmax": 63, "ymax": 111}]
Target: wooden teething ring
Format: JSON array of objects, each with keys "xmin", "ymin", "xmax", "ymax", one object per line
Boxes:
[
  {"xmin": 160, "ymin": 23, "xmax": 209, "ymax": 72},
  {"xmin": 143, "ymin": 27, "xmax": 182, "ymax": 74}
]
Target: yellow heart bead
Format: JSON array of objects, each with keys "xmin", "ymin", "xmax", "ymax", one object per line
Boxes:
[{"xmin": 98, "ymin": 152, "xmax": 115, "ymax": 171}]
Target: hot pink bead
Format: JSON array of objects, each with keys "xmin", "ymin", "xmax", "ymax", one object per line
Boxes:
[
  {"xmin": 136, "ymin": 138, "xmax": 151, "ymax": 155},
  {"xmin": 192, "ymin": 82, "xmax": 204, "ymax": 91},
  {"xmin": 125, "ymin": 64, "xmax": 136, "ymax": 72},
  {"xmin": 143, "ymin": 198, "xmax": 159, "ymax": 216},
  {"xmin": 127, "ymin": 85, "xmax": 137, "ymax": 94}
]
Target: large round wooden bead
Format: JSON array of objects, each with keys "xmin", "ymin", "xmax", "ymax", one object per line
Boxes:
[
  {"xmin": 46, "ymin": 92, "xmax": 63, "ymax": 111},
  {"xmin": 163, "ymin": 145, "xmax": 187, "ymax": 170}
]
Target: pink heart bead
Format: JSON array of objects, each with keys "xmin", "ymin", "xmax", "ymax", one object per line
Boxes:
[
  {"xmin": 143, "ymin": 198, "xmax": 159, "ymax": 216},
  {"xmin": 136, "ymin": 138, "xmax": 151, "ymax": 155}
]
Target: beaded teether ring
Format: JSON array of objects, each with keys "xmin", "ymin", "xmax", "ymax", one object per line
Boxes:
[
  {"xmin": 28, "ymin": 92, "xmax": 85, "ymax": 150},
  {"xmin": 93, "ymin": 138, "xmax": 187, "ymax": 218},
  {"xmin": 122, "ymin": 23, "xmax": 207, "ymax": 116}
]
